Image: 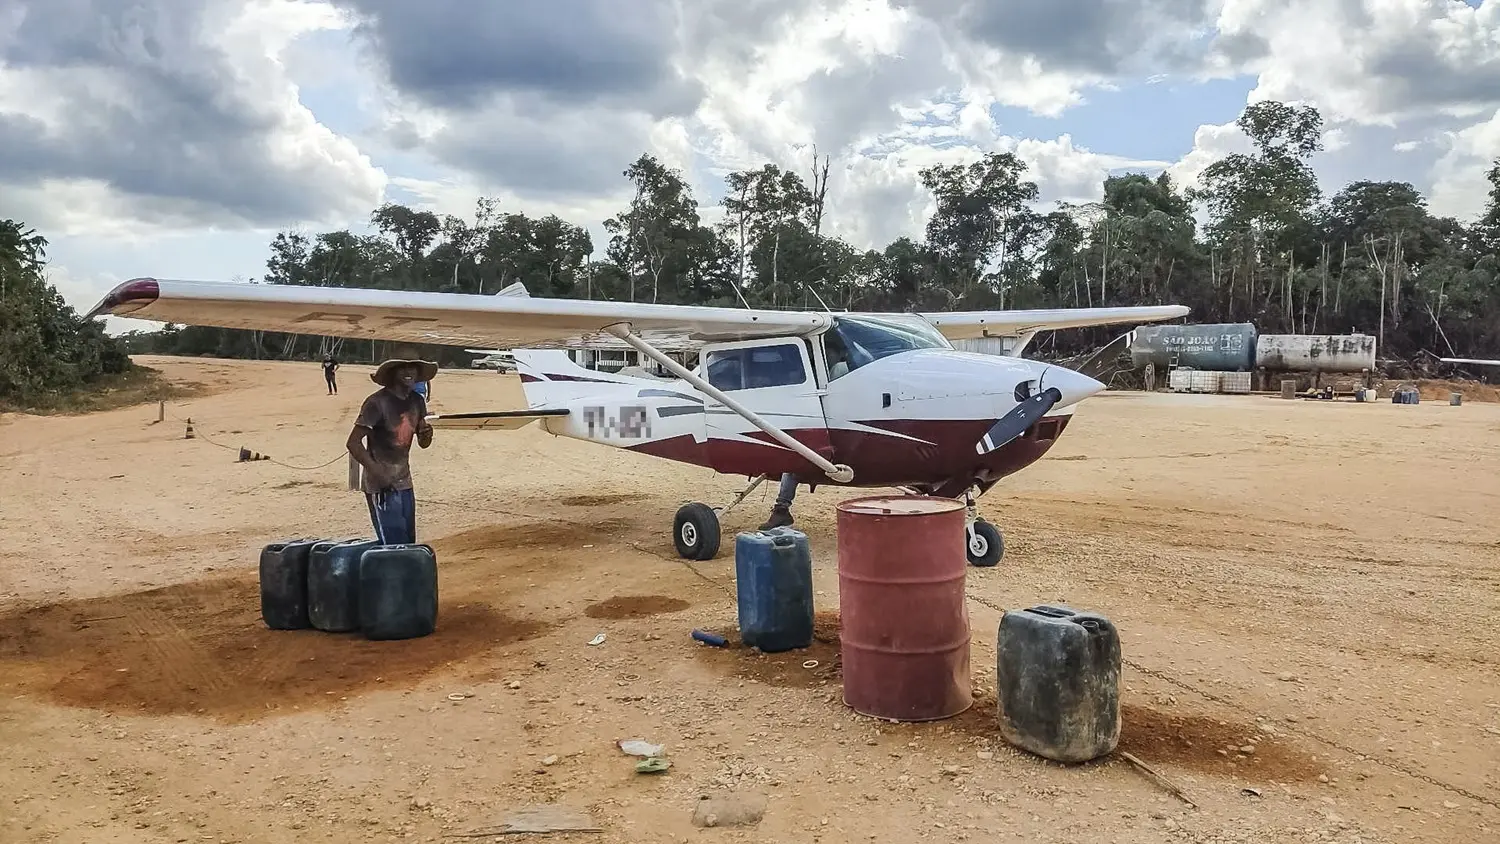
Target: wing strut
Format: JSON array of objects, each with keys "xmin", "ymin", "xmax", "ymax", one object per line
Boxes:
[{"xmin": 604, "ymin": 323, "xmax": 855, "ymax": 483}]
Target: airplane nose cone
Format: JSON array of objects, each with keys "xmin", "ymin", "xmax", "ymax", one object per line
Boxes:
[{"xmin": 1042, "ymin": 364, "xmax": 1106, "ymax": 407}]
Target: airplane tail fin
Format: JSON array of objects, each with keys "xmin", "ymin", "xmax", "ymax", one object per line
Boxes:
[{"xmin": 1075, "ymin": 330, "xmax": 1135, "ymax": 383}]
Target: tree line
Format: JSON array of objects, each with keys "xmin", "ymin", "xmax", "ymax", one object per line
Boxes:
[
  {"xmin": 57, "ymin": 99, "xmax": 1500, "ymax": 369},
  {"xmin": 0, "ymin": 220, "xmax": 131, "ymax": 406}
]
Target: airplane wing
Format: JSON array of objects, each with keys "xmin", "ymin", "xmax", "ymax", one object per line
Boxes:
[
  {"xmin": 87, "ymin": 278, "xmax": 1189, "ymax": 350},
  {"xmin": 919, "ymin": 305, "xmax": 1189, "ymax": 340},
  {"xmin": 87, "ymin": 278, "xmax": 827, "ymax": 348},
  {"xmin": 1441, "ymin": 357, "xmax": 1500, "ymax": 367}
]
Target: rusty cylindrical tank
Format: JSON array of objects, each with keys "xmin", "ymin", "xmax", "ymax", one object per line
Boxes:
[
  {"xmin": 1255, "ymin": 334, "xmax": 1377, "ymax": 372},
  {"xmin": 836, "ymin": 495, "xmax": 972, "ymax": 722}
]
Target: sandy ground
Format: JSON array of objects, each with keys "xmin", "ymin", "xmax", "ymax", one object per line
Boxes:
[{"xmin": 1, "ymin": 355, "xmax": 1497, "ymax": 844}]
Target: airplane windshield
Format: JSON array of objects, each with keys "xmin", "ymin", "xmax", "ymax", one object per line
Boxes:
[{"xmin": 827, "ymin": 315, "xmax": 951, "ymax": 377}]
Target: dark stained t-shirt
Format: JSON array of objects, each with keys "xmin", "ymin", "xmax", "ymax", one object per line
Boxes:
[{"xmin": 354, "ymin": 388, "xmax": 427, "ymax": 493}]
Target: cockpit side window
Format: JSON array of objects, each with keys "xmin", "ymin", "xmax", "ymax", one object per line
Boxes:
[
  {"xmin": 705, "ymin": 350, "xmax": 744, "ymax": 391},
  {"xmin": 829, "ymin": 315, "xmax": 950, "ymax": 374},
  {"xmin": 705, "ymin": 343, "xmax": 807, "ymax": 391}
]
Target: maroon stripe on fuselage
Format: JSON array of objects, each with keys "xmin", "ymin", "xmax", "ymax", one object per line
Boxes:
[
  {"xmin": 623, "ymin": 415, "xmax": 1072, "ymax": 490},
  {"xmin": 518, "ymin": 372, "xmax": 626, "ymax": 384},
  {"xmin": 544, "ymin": 374, "xmax": 626, "ymax": 383},
  {"xmin": 626, "ymin": 434, "xmax": 707, "ymax": 466},
  {"xmin": 522, "ymin": 374, "xmax": 627, "ymax": 383}
]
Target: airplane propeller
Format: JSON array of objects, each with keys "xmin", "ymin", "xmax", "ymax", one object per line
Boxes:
[{"xmin": 975, "ymin": 380, "xmax": 1063, "ymax": 455}]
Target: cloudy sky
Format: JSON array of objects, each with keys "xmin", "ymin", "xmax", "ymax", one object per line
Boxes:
[{"xmin": 2, "ymin": 0, "xmax": 1497, "ymax": 333}]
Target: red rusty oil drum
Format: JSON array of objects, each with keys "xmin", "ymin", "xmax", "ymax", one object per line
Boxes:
[{"xmin": 836, "ymin": 495, "xmax": 972, "ymax": 722}]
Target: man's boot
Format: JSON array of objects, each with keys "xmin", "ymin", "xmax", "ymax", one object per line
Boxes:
[{"xmin": 758, "ymin": 503, "xmax": 794, "ymax": 531}]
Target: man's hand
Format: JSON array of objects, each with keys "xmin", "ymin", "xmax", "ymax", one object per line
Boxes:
[{"xmin": 417, "ymin": 421, "xmax": 433, "ymax": 449}]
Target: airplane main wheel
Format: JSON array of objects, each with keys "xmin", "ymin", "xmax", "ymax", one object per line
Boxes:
[
  {"xmin": 673, "ymin": 503, "xmax": 721, "ymax": 561},
  {"xmin": 966, "ymin": 520, "xmax": 1004, "ymax": 567}
]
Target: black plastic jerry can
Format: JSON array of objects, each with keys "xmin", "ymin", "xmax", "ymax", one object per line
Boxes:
[
  {"xmin": 358, "ymin": 544, "xmax": 439, "ymax": 641},
  {"xmin": 308, "ymin": 539, "xmax": 381, "ymax": 632},
  {"xmin": 258, "ymin": 539, "xmax": 320, "ymax": 630},
  {"xmin": 995, "ymin": 604, "xmax": 1122, "ymax": 763}
]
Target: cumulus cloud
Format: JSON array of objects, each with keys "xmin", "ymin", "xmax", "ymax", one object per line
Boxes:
[
  {"xmin": 1216, "ymin": 0, "xmax": 1500, "ymax": 125},
  {"xmin": 1165, "ymin": 120, "xmax": 1251, "ymax": 191},
  {"xmin": 332, "ymin": 0, "xmax": 700, "ymax": 115},
  {"xmin": 3, "ymin": 0, "xmax": 1498, "ymax": 305},
  {"xmin": 900, "ymin": 0, "xmax": 1217, "ymax": 78},
  {"xmin": 0, "ymin": 0, "xmax": 386, "ymax": 237},
  {"xmin": 1429, "ymin": 107, "xmax": 1500, "ymax": 221}
]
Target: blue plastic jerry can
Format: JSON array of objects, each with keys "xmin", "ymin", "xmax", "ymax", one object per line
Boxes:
[{"xmin": 734, "ymin": 527, "xmax": 814, "ymax": 653}]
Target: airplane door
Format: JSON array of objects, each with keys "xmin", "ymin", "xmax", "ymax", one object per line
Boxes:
[{"xmin": 700, "ymin": 338, "xmax": 833, "ymax": 477}]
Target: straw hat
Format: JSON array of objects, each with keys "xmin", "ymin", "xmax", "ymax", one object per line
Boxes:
[{"xmin": 370, "ymin": 359, "xmax": 438, "ymax": 388}]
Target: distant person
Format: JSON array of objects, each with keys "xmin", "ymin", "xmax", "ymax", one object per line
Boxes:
[
  {"xmin": 346, "ymin": 359, "xmax": 437, "ymax": 545},
  {"xmin": 413, "ymin": 378, "xmax": 430, "ymax": 404},
  {"xmin": 322, "ymin": 354, "xmax": 339, "ymax": 395}
]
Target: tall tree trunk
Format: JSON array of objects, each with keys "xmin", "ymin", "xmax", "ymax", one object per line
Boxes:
[
  {"xmin": 1318, "ymin": 241, "xmax": 1328, "ymax": 334},
  {"xmin": 1336, "ymin": 241, "xmax": 1348, "ymax": 317},
  {"xmin": 1099, "ymin": 221, "xmax": 1110, "ymax": 304}
]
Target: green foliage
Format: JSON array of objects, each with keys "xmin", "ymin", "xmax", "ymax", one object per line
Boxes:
[
  {"xmin": 113, "ymin": 99, "xmax": 1500, "ymax": 362},
  {"xmin": 0, "ymin": 219, "xmax": 131, "ymax": 408}
]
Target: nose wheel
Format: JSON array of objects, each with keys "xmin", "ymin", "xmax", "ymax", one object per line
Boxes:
[
  {"xmin": 965, "ymin": 520, "xmax": 1004, "ymax": 567},
  {"xmin": 961, "ymin": 489, "xmax": 1004, "ymax": 567}
]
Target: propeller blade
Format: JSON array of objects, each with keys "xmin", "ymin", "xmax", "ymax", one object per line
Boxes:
[{"xmin": 976, "ymin": 387, "xmax": 1062, "ymax": 455}]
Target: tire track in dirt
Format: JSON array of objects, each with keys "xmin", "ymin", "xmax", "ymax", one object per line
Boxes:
[{"xmin": 129, "ymin": 592, "xmax": 236, "ymax": 700}]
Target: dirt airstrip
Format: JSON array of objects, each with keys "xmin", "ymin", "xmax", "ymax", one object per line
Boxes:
[{"xmin": 0, "ymin": 355, "xmax": 1496, "ymax": 843}]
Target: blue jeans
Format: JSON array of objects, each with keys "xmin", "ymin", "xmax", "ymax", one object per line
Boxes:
[
  {"xmin": 775, "ymin": 473, "xmax": 798, "ymax": 507},
  {"xmin": 366, "ymin": 488, "xmax": 416, "ymax": 545}
]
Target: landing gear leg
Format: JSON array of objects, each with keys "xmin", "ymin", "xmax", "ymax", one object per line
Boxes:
[
  {"xmin": 672, "ymin": 475, "xmax": 767, "ymax": 561},
  {"xmin": 963, "ymin": 488, "xmax": 1004, "ymax": 567}
]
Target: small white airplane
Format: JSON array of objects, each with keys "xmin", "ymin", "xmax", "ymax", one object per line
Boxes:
[{"xmin": 88, "ymin": 278, "xmax": 1189, "ymax": 566}]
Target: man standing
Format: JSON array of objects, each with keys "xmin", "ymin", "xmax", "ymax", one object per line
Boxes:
[
  {"xmin": 347, "ymin": 359, "xmax": 437, "ymax": 545},
  {"xmin": 323, "ymin": 354, "xmax": 340, "ymax": 395}
]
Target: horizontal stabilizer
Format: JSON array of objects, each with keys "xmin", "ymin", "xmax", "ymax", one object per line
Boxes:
[{"xmin": 426, "ymin": 409, "xmax": 568, "ymax": 431}]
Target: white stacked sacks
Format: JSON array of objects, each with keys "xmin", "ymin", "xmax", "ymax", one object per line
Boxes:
[
  {"xmin": 1220, "ymin": 372, "xmax": 1252, "ymax": 394},
  {"xmin": 1188, "ymin": 370, "xmax": 1221, "ymax": 393}
]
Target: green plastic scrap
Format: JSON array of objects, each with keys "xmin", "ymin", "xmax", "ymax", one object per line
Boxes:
[{"xmin": 635, "ymin": 757, "xmax": 671, "ymax": 774}]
